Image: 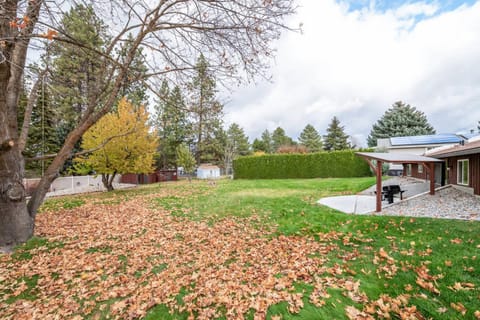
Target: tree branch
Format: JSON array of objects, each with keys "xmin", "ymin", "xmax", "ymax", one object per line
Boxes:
[
  {"xmin": 25, "ymin": 128, "xmax": 136, "ymax": 161},
  {"xmin": 0, "ymin": 139, "xmax": 15, "ymax": 153}
]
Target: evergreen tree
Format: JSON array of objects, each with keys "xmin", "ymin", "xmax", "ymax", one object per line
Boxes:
[
  {"xmin": 298, "ymin": 124, "xmax": 323, "ymax": 152},
  {"xmin": 367, "ymin": 101, "xmax": 436, "ymax": 147},
  {"xmin": 201, "ymin": 118, "xmax": 226, "ymax": 164},
  {"xmin": 50, "ymin": 4, "xmax": 108, "ymax": 126},
  {"xmin": 260, "ymin": 130, "xmax": 273, "ymax": 153},
  {"xmin": 189, "ymin": 54, "xmax": 224, "ymax": 163},
  {"xmin": 48, "ymin": 4, "xmax": 109, "ymax": 172},
  {"xmin": 117, "ymin": 33, "xmax": 149, "ymax": 105},
  {"xmin": 324, "ymin": 116, "xmax": 351, "ymax": 151},
  {"xmin": 252, "ymin": 138, "xmax": 266, "ymax": 153},
  {"xmin": 272, "ymin": 127, "xmax": 294, "ymax": 152},
  {"xmin": 18, "ymin": 81, "xmax": 58, "ymax": 176},
  {"xmin": 226, "ymin": 123, "xmax": 251, "ymax": 156},
  {"xmin": 224, "ymin": 123, "xmax": 251, "ymax": 174},
  {"xmin": 154, "ymin": 82, "xmax": 190, "ymax": 169}
]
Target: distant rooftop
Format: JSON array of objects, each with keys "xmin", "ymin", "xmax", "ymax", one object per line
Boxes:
[{"xmin": 390, "ymin": 134, "xmax": 463, "ymax": 146}]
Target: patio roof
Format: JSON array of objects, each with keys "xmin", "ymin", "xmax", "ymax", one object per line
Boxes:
[
  {"xmin": 355, "ymin": 152, "xmax": 443, "ymax": 213},
  {"xmin": 355, "ymin": 152, "xmax": 444, "ymax": 164}
]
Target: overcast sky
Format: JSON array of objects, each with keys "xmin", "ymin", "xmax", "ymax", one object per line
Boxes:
[{"xmin": 223, "ymin": 0, "xmax": 480, "ymax": 147}]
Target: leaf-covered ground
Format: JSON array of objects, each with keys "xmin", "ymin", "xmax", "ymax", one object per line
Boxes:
[{"xmin": 0, "ymin": 178, "xmax": 479, "ymax": 319}]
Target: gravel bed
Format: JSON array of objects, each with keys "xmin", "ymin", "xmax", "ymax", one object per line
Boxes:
[{"xmin": 380, "ymin": 186, "xmax": 480, "ymax": 221}]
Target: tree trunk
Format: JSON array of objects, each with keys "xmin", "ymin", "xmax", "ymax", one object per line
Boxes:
[
  {"xmin": 0, "ymin": 45, "xmax": 33, "ymax": 247},
  {"xmin": 0, "ymin": 146, "xmax": 34, "ymax": 248},
  {"xmin": 101, "ymin": 173, "xmax": 115, "ymax": 191}
]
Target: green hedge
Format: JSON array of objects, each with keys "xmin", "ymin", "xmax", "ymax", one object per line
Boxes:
[{"xmin": 233, "ymin": 151, "xmax": 372, "ymax": 179}]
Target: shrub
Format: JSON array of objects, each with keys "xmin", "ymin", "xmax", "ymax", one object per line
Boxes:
[
  {"xmin": 277, "ymin": 145, "xmax": 308, "ymax": 154},
  {"xmin": 233, "ymin": 150, "xmax": 372, "ymax": 179}
]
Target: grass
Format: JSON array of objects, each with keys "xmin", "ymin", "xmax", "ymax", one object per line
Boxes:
[
  {"xmin": 148, "ymin": 178, "xmax": 480, "ymax": 319},
  {"xmin": 2, "ymin": 177, "xmax": 479, "ymax": 319}
]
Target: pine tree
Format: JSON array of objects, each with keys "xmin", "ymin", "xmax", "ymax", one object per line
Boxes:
[
  {"xmin": 224, "ymin": 123, "xmax": 251, "ymax": 174},
  {"xmin": 260, "ymin": 130, "xmax": 273, "ymax": 153},
  {"xmin": 272, "ymin": 127, "xmax": 294, "ymax": 152},
  {"xmin": 252, "ymin": 138, "xmax": 266, "ymax": 153},
  {"xmin": 226, "ymin": 123, "xmax": 250, "ymax": 156},
  {"xmin": 154, "ymin": 82, "xmax": 190, "ymax": 169},
  {"xmin": 18, "ymin": 80, "xmax": 59, "ymax": 176},
  {"xmin": 298, "ymin": 124, "xmax": 323, "ymax": 152},
  {"xmin": 50, "ymin": 4, "xmax": 108, "ymax": 126},
  {"xmin": 367, "ymin": 101, "xmax": 436, "ymax": 147},
  {"xmin": 324, "ymin": 117, "xmax": 351, "ymax": 151},
  {"xmin": 189, "ymin": 54, "xmax": 224, "ymax": 163},
  {"xmin": 47, "ymin": 4, "xmax": 109, "ymax": 173},
  {"xmin": 117, "ymin": 33, "xmax": 149, "ymax": 106}
]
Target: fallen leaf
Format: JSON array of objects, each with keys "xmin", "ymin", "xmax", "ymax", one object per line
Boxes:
[
  {"xmin": 450, "ymin": 238, "xmax": 463, "ymax": 244},
  {"xmin": 451, "ymin": 302, "xmax": 467, "ymax": 315}
]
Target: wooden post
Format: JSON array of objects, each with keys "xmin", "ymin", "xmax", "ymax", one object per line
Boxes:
[
  {"xmin": 376, "ymin": 160, "xmax": 383, "ymax": 212},
  {"xmin": 429, "ymin": 162, "xmax": 435, "ymax": 195}
]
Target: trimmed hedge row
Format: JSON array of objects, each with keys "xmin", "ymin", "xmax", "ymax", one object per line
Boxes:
[{"xmin": 233, "ymin": 151, "xmax": 372, "ymax": 179}]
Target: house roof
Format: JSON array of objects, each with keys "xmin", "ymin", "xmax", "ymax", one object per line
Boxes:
[
  {"xmin": 428, "ymin": 139, "xmax": 480, "ymax": 158},
  {"xmin": 198, "ymin": 164, "xmax": 220, "ymax": 170},
  {"xmin": 356, "ymin": 152, "xmax": 444, "ymax": 163},
  {"xmin": 389, "ymin": 134, "xmax": 463, "ymax": 146}
]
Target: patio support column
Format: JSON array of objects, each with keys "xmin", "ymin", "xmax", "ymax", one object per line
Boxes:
[
  {"xmin": 376, "ymin": 160, "xmax": 383, "ymax": 212},
  {"xmin": 428, "ymin": 162, "xmax": 435, "ymax": 195}
]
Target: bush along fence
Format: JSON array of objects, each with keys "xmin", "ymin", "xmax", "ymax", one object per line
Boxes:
[{"xmin": 233, "ymin": 151, "xmax": 372, "ymax": 179}]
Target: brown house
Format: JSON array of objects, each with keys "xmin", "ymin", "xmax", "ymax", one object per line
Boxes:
[
  {"xmin": 401, "ymin": 162, "xmax": 445, "ymax": 186},
  {"xmin": 427, "ymin": 139, "xmax": 480, "ymax": 195}
]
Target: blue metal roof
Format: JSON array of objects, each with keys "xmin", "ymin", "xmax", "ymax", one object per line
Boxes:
[{"xmin": 390, "ymin": 134, "xmax": 463, "ymax": 146}]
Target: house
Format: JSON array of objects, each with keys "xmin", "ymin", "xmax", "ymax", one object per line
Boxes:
[
  {"xmin": 377, "ymin": 133, "xmax": 465, "ymax": 154},
  {"xmin": 427, "ymin": 137, "xmax": 480, "ymax": 195},
  {"xmin": 197, "ymin": 164, "xmax": 221, "ymax": 179},
  {"xmin": 376, "ymin": 134, "xmax": 466, "ymax": 176}
]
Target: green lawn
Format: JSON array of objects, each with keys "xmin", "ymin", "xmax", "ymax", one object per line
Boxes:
[{"xmin": 1, "ymin": 177, "xmax": 479, "ymax": 319}]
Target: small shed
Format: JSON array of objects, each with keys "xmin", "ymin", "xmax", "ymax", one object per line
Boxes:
[{"xmin": 197, "ymin": 164, "xmax": 221, "ymax": 179}]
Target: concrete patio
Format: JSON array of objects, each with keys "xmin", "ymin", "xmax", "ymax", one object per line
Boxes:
[{"xmin": 317, "ymin": 177, "xmax": 432, "ymax": 214}]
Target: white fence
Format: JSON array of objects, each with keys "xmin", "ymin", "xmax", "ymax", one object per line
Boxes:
[{"xmin": 24, "ymin": 175, "xmax": 122, "ymax": 196}]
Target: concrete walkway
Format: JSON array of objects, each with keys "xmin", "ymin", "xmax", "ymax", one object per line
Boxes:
[{"xmin": 318, "ymin": 195, "xmax": 377, "ymax": 214}]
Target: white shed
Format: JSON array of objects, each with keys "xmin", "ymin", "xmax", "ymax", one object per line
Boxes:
[{"xmin": 197, "ymin": 164, "xmax": 221, "ymax": 179}]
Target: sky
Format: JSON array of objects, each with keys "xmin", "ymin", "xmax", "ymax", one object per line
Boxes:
[{"xmin": 223, "ymin": 0, "xmax": 480, "ymax": 147}]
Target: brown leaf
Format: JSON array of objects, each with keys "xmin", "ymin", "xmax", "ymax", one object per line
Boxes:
[
  {"xmin": 416, "ymin": 278, "xmax": 440, "ymax": 295},
  {"xmin": 474, "ymin": 310, "xmax": 480, "ymax": 319},
  {"xmin": 451, "ymin": 302, "xmax": 467, "ymax": 315}
]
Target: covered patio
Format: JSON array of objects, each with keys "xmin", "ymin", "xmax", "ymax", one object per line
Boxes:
[{"xmin": 355, "ymin": 152, "xmax": 444, "ymax": 212}]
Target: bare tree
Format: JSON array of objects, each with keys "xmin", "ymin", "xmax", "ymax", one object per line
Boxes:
[{"xmin": 0, "ymin": 0, "xmax": 296, "ymax": 247}]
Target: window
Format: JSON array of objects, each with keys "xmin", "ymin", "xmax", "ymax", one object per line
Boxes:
[
  {"xmin": 418, "ymin": 164, "xmax": 423, "ymax": 173},
  {"xmin": 457, "ymin": 159, "xmax": 469, "ymax": 185},
  {"xmin": 406, "ymin": 164, "xmax": 412, "ymax": 176}
]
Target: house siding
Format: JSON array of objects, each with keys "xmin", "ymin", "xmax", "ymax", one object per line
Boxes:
[
  {"xmin": 445, "ymin": 154, "xmax": 480, "ymax": 195},
  {"xmin": 410, "ymin": 164, "xmax": 427, "ymax": 180},
  {"xmin": 403, "ymin": 163, "xmax": 444, "ymax": 185}
]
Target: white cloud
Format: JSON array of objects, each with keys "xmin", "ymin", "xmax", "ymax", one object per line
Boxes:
[{"xmin": 224, "ymin": 0, "xmax": 480, "ymax": 146}]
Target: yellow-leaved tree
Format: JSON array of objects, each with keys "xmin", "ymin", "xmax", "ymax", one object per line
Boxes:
[{"xmin": 76, "ymin": 98, "xmax": 158, "ymax": 191}]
